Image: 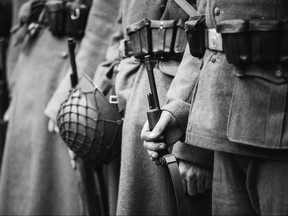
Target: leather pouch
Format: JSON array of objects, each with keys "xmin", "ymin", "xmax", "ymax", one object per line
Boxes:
[
  {"xmin": 250, "ymin": 19, "xmax": 282, "ymax": 64},
  {"xmin": 280, "ymin": 19, "xmax": 288, "ymax": 66},
  {"xmin": 46, "ymin": 0, "xmax": 66, "ymax": 36},
  {"xmin": 217, "ymin": 19, "xmax": 250, "ymax": 65},
  {"xmin": 65, "ymin": 1, "xmax": 90, "ymax": 39},
  {"xmin": 127, "ymin": 19, "xmax": 151, "ymax": 59},
  {"xmin": 174, "ymin": 19, "xmax": 187, "ymax": 59},
  {"xmin": 185, "ymin": 15, "xmax": 206, "ymax": 58},
  {"xmin": 150, "ymin": 20, "xmax": 176, "ymax": 58}
]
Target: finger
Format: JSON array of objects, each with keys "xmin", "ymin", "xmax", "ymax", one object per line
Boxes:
[
  {"xmin": 3, "ymin": 106, "xmax": 10, "ymax": 121},
  {"xmin": 197, "ymin": 178, "xmax": 205, "ymax": 194},
  {"xmin": 187, "ymin": 178, "xmax": 197, "ymax": 196},
  {"xmin": 54, "ymin": 126, "xmax": 59, "ymax": 133},
  {"xmin": 141, "ymin": 121, "xmax": 151, "ymax": 140},
  {"xmin": 68, "ymin": 149, "xmax": 77, "ymax": 160},
  {"xmin": 143, "ymin": 141, "xmax": 166, "ymax": 151},
  {"xmin": 48, "ymin": 119, "xmax": 55, "ymax": 133},
  {"xmin": 182, "ymin": 179, "xmax": 188, "ymax": 194},
  {"xmin": 205, "ymin": 177, "xmax": 213, "ymax": 190},
  {"xmin": 150, "ymin": 112, "xmax": 173, "ymax": 139},
  {"xmin": 147, "ymin": 150, "xmax": 159, "ymax": 159}
]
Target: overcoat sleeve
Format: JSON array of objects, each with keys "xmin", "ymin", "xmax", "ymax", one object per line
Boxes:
[
  {"xmin": 162, "ymin": 46, "xmax": 214, "ymax": 169},
  {"xmin": 44, "ymin": 0, "xmax": 120, "ymax": 120},
  {"xmin": 92, "ymin": 12, "xmax": 124, "ymax": 91}
]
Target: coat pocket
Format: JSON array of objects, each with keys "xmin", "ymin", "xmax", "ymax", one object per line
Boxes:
[
  {"xmin": 227, "ymin": 72, "xmax": 288, "ymax": 149},
  {"xmin": 158, "ymin": 60, "xmax": 180, "ymax": 77}
]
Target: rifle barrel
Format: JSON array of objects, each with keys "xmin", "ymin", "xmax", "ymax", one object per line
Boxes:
[
  {"xmin": 145, "ymin": 55, "xmax": 160, "ymax": 109},
  {"xmin": 67, "ymin": 38, "xmax": 78, "ymax": 87}
]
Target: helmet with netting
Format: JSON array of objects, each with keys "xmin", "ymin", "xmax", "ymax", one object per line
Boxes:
[{"xmin": 56, "ymin": 74, "xmax": 122, "ymax": 164}]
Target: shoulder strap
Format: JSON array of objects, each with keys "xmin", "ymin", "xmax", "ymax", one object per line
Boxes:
[{"xmin": 174, "ymin": 0, "xmax": 199, "ymax": 16}]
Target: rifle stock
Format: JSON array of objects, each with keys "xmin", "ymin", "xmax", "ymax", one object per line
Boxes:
[
  {"xmin": 66, "ymin": 38, "xmax": 107, "ymax": 216},
  {"xmin": 145, "ymin": 55, "xmax": 178, "ymax": 215}
]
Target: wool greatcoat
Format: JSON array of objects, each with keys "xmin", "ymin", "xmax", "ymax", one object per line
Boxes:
[
  {"xmin": 44, "ymin": 0, "xmax": 120, "ymax": 120},
  {"xmin": 0, "ymin": 0, "xmax": 93, "ymax": 214},
  {"xmin": 0, "ymin": 0, "xmax": 119, "ymax": 214},
  {"xmin": 162, "ymin": 0, "xmax": 288, "ymax": 215},
  {"xmin": 115, "ymin": 0, "xmax": 212, "ymax": 215},
  {"xmin": 43, "ymin": 0, "xmax": 120, "ymax": 215}
]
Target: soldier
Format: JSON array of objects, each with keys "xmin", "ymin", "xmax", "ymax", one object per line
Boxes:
[
  {"xmin": 44, "ymin": 0, "xmax": 121, "ymax": 215},
  {"xmin": 115, "ymin": 0, "xmax": 212, "ymax": 215},
  {"xmin": 142, "ymin": 0, "xmax": 288, "ymax": 215},
  {"xmin": 0, "ymin": 0, "xmax": 105, "ymax": 215}
]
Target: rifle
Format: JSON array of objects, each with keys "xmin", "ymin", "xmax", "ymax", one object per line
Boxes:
[
  {"xmin": 0, "ymin": 0, "xmax": 13, "ymax": 167},
  {"xmin": 67, "ymin": 38, "xmax": 107, "ymax": 216},
  {"xmin": 145, "ymin": 55, "xmax": 187, "ymax": 216},
  {"xmin": 0, "ymin": 38, "xmax": 9, "ymax": 166}
]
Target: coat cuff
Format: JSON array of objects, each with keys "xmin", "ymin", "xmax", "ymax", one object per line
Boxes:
[
  {"xmin": 172, "ymin": 142, "xmax": 214, "ymax": 169},
  {"xmin": 162, "ymin": 97, "xmax": 190, "ymax": 133}
]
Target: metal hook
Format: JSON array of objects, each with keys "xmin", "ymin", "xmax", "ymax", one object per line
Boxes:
[{"xmin": 71, "ymin": 8, "xmax": 80, "ymax": 20}]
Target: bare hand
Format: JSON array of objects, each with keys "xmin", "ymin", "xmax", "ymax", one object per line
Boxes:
[
  {"xmin": 48, "ymin": 118, "xmax": 59, "ymax": 133},
  {"xmin": 179, "ymin": 160, "xmax": 212, "ymax": 196},
  {"xmin": 141, "ymin": 110, "xmax": 184, "ymax": 160},
  {"xmin": 4, "ymin": 105, "xmax": 11, "ymax": 122}
]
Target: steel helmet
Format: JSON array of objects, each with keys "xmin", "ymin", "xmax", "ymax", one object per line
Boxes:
[{"xmin": 56, "ymin": 74, "xmax": 122, "ymax": 164}]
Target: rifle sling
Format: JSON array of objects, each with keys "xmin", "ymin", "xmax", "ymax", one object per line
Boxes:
[
  {"xmin": 163, "ymin": 154, "xmax": 187, "ymax": 216},
  {"xmin": 174, "ymin": 0, "xmax": 199, "ymax": 16}
]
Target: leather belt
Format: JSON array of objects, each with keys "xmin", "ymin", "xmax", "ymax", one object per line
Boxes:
[
  {"xmin": 119, "ymin": 39, "xmax": 183, "ymax": 61},
  {"xmin": 204, "ymin": 28, "xmax": 223, "ymax": 52}
]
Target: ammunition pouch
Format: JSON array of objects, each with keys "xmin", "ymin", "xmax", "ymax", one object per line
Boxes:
[
  {"xmin": 125, "ymin": 19, "xmax": 187, "ymax": 60},
  {"xmin": 216, "ymin": 18, "xmax": 288, "ymax": 66},
  {"xmin": 185, "ymin": 15, "xmax": 206, "ymax": 58},
  {"xmin": 56, "ymin": 74, "xmax": 122, "ymax": 165},
  {"xmin": 46, "ymin": 0, "xmax": 90, "ymax": 39},
  {"xmin": 18, "ymin": 0, "xmax": 90, "ymax": 39}
]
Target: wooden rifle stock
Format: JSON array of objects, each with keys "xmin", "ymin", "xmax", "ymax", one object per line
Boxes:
[
  {"xmin": 66, "ymin": 38, "xmax": 107, "ymax": 215},
  {"xmin": 145, "ymin": 55, "xmax": 178, "ymax": 215}
]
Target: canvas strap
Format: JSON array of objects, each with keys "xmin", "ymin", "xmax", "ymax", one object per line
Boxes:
[{"xmin": 174, "ymin": 0, "xmax": 199, "ymax": 16}]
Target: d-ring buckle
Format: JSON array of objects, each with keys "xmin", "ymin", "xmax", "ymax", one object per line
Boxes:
[{"xmin": 71, "ymin": 8, "xmax": 80, "ymax": 20}]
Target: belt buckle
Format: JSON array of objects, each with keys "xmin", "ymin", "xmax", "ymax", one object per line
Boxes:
[
  {"xmin": 109, "ymin": 95, "xmax": 118, "ymax": 104},
  {"xmin": 208, "ymin": 29, "xmax": 223, "ymax": 52}
]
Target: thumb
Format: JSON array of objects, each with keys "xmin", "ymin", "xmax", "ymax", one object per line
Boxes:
[{"xmin": 150, "ymin": 111, "xmax": 174, "ymax": 139}]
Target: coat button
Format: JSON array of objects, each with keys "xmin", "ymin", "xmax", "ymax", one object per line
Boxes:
[
  {"xmin": 214, "ymin": 7, "xmax": 221, "ymax": 16},
  {"xmin": 275, "ymin": 69, "xmax": 283, "ymax": 78}
]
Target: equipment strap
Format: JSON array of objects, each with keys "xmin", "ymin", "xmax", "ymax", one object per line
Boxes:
[
  {"xmin": 163, "ymin": 154, "xmax": 187, "ymax": 216},
  {"xmin": 174, "ymin": 0, "xmax": 199, "ymax": 16}
]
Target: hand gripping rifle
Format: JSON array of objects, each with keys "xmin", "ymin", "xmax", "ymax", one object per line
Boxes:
[
  {"xmin": 145, "ymin": 55, "xmax": 187, "ymax": 216},
  {"xmin": 0, "ymin": 38, "xmax": 9, "ymax": 167}
]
